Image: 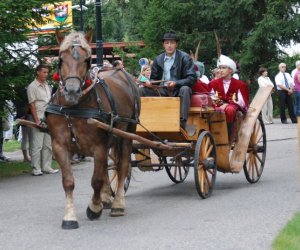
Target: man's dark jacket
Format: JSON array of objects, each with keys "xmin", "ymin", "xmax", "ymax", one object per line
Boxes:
[{"xmin": 150, "ymin": 49, "xmax": 196, "ymax": 94}]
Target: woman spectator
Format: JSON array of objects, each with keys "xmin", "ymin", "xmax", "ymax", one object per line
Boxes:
[{"xmin": 257, "ymin": 67, "xmax": 274, "ymax": 124}]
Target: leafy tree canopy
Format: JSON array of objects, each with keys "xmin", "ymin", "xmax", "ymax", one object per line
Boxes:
[
  {"xmin": 0, "ymin": 0, "xmax": 56, "ymax": 115},
  {"xmin": 1, "ymin": 0, "xmax": 300, "ymax": 116},
  {"xmin": 125, "ymin": 0, "xmax": 300, "ymax": 80}
]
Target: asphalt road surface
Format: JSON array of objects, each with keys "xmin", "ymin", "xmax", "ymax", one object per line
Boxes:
[{"xmin": 1, "ymin": 118, "xmax": 299, "ymax": 250}]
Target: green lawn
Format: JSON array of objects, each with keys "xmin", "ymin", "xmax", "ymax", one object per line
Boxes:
[
  {"xmin": 3, "ymin": 140, "xmax": 21, "ymax": 152},
  {"xmin": 1, "ymin": 140, "xmax": 59, "ymax": 177},
  {"xmin": 0, "ymin": 161, "xmax": 32, "ymax": 177},
  {"xmin": 0, "ymin": 160, "xmax": 59, "ymax": 177},
  {"xmin": 273, "ymin": 212, "xmax": 300, "ymax": 250}
]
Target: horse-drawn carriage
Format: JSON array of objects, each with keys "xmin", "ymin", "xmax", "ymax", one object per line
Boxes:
[
  {"xmin": 94, "ymin": 86, "xmax": 272, "ymax": 199},
  {"xmin": 17, "ymin": 31, "xmax": 272, "ymax": 229}
]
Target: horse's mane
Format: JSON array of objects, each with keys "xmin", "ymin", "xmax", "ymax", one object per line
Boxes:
[{"xmin": 60, "ymin": 31, "xmax": 91, "ymax": 56}]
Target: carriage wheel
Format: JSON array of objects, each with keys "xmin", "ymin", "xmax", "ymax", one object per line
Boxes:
[
  {"xmin": 194, "ymin": 131, "xmax": 217, "ymax": 199},
  {"xmin": 162, "ymin": 156, "xmax": 190, "ymax": 183},
  {"xmin": 108, "ymin": 160, "xmax": 131, "ymax": 197},
  {"xmin": 243, "ymin": 117, "xmax": 266, "ymax": 184}
]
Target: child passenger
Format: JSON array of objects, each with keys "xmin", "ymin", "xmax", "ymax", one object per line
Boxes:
[{"xmin": 137, "ymin": 65, "xmax": 152, "ymax": 87}]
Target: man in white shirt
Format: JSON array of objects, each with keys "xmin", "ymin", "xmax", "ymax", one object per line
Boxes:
[
  {"xmin": 274, "ymin": 63, "xmax": 297, "ymax": 124},
  {"xmin": 27, "ymin": 64, "xmax": 59, "ymax": 175}
]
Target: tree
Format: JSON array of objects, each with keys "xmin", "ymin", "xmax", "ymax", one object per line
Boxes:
[
  {"xmin": 0, "ymin": 0, "xmax": 56, "ymax": 116},
  {"xmin": 124, "ymin": 0, "xmax": 300, "ymax": 85},
  {"xmin": 72, "ymin": 0, "xmax": 127, "ymax": 42}
]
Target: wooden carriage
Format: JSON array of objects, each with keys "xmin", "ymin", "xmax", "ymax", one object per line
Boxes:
[{"xmin": 101, "ymin": 85, "xmax": 273, "ymax": 199}]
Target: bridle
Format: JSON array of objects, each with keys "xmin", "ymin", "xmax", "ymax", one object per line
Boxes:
[{"xmin": 58, "ymin": 43, "xmax": 92, "ymax": 90}]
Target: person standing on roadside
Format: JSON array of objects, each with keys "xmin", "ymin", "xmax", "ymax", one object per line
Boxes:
[
  {"xmin": 293, "ymin": 62, "xmax": 300, "ymax": 119},
  {"xmin": 257, "ymin": 67, "xmax": 274, "ymax": 124},
  {"xmin": 291, "ymin": 60, "xmax": 300, "ymax": 79},
  {"xmin": 27, "ymin": 64, "xmax": 58, "ymax": 176},
  {"xmin": 274, "ymin": 63, "xmax": 297, "ymax": 124}
]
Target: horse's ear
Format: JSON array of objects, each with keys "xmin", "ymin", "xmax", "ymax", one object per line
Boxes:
[
  {"xmin": 55, "ymin": 29, "xmax": 65, "ymax": 45},
  {"xmin": 85, "ymin": 29, "xmax": 93, "ymax": 43}
]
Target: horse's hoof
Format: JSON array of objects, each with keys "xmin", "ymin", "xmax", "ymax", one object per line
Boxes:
[
  {"xmin": 61, "ymin": 220, "xmax": 79, "ymax": 230},
  {"xmin": 110, "ymin": 208, "xmax": 125, "ymax": 217},
  {"xmin": 102, "ymin": 201, "xmax": 112, "ymax": 209},
  {"xmin": 86, "ymin": 206, "xmax": 102, "ymax": 221}
]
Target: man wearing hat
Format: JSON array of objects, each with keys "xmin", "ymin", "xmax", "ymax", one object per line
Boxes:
[
  {"xmin": 209, "ymin": 55, "xmax": 249, "ymax": 139},
  {"xmin": 139, "ymin": 31, "xmax": 197, "ymax": 129}
]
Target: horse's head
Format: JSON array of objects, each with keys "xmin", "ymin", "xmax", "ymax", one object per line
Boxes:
[{"xmin": 56, "ymin": 30, "xmax": 93, "ymax": 105}]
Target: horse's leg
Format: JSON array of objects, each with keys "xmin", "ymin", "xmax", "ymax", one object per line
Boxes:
[
  {"xmin": 54, "ymin": 143, "xmax": 78, "ymax": 229},
  {"xmin": 86, "ymin": 146, "xmax": 107, "ymax": 220},
  {"xmin": 101, "ymin": 170, "xmax": 113, "ymax": 209},
  {"xmin": 101, "ymin": 148, "xmax": 116, "ymax": 209},
  {"xmin": 110, "ymin": 139, "xmax": 131, "ymax": 217}
]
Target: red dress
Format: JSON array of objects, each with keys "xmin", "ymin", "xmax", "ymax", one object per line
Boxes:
[{"xmin": 209, "ymin": 78, "xmax": 249, "ymax": 122}]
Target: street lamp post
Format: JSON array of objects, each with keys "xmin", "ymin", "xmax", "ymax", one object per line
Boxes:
[
  {"xmin": 79, "ymin": 0, "xmax": 83, "ymax": 31},
  {"xmin": 95, "ymin": 0, "xmax": 103, "ymax": 67}
]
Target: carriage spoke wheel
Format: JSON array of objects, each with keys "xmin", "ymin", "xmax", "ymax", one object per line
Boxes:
[
  {"xmin": 194, "ymin": 131, "xmax": 217, "ymax": 199},
  {"xmin": 162, "ymin": 156, "xmax": 190, "ymax": 184},
  {"xmin": 108, "ymin": 158, "xmax": 131, "ymax": 197},
  {"xmin": 243, "ymin": 117, "xmax": 266, "ymax": 184}
]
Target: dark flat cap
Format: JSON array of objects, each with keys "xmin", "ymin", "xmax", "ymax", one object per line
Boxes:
[{"xmin": 161, "ymin": 32, "xmax": 179, "ymax": 42}]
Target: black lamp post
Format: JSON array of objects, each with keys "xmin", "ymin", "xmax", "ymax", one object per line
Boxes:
[
  {"xmin": 95, "ymin": 0, "xmax": 103, "ymax": 67},
  {"xmin": 79, "ymin": 0, "xmax": 83, "ymax": 31}
]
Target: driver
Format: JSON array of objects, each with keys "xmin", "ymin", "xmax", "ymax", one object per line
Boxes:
[{"xmin": 139, "ymin": 32, "xmax": 196, "ymax": 130}]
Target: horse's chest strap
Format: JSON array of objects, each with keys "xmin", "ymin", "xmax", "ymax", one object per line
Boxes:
[{"xmin": 45, "ymin": 103, "xmax": 112, "ymax": 123}]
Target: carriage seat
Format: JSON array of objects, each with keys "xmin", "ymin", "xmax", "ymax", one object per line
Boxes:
[{"xmin": 190, "ymin": 93, "xmax": 214, "ymax": 111}]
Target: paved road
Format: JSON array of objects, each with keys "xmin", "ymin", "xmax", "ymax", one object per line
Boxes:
[{"xmin": 1, "ymin": 118, "xmax": 299, "ymax": 250}]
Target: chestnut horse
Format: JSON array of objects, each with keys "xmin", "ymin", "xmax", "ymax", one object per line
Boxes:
[{"xmin": 46, "ymin": 31, "xmax": 140, "ymax": 229}]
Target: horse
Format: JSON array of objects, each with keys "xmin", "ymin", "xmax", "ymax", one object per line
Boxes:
[{"xmin": 46, "ymin": 30, "xmax": 140, "ymax": 229}]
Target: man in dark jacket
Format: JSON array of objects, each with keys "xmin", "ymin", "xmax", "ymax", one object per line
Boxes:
[{"xmin": 139, "ymin": 32, "xmax": 196, "ymax": 129}]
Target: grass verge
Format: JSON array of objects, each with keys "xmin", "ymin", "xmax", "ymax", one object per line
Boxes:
[
  {"xmin": 0, "ymin": 161, "xmax": 59, "ymax": 178},
  {"xmin": 3, "ymin": 140, "xmax": 21, "ymax": 152},
  {"xmin": 272, "ymin": 212, "xmax": 300, "ymax": 249},
  {"xmin": 1, "ymin": 140, "xmax": 59, "ymax": 177}
]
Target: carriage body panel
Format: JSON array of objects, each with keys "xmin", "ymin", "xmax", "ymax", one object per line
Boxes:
[
  {"xmin": 136, "ymin": 97, "xmax": 180, "ymax": 132},
  {"xmin": 133, "ymin": 86, "xmax": 271, "ymax": 175}
]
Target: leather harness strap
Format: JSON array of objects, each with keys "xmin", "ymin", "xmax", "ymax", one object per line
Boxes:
[
  {"xmin": 46, "ymin": 72, "xmax": 140, "ymax": 126},
  {"xmin": 45, "ymin": 103, "xmax": 112, "ymax": 123}
]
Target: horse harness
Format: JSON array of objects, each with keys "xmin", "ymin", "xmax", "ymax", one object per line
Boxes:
[{"xmin": 46, "ymin": 67, "xmax": 140, "ymax": 148}]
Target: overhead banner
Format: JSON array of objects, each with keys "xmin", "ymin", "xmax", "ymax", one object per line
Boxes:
[{"xmin": 30, "ymin": 1, "xmax": 73, "ymax": 34}]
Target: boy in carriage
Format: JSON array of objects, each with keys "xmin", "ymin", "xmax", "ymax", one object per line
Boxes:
[{"xmin": 208, "ymin": 55, "xmax": 249, "ymax": 141}]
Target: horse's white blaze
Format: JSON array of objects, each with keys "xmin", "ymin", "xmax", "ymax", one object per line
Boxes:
[{"xmin": 63, "ymin": 196, "xmax": 77, "ymax": 221}]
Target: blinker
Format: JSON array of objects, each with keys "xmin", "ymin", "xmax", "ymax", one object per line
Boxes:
[{"xmin": 52, "ymin": 72, "xmax": 92, "ymax": 87}]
